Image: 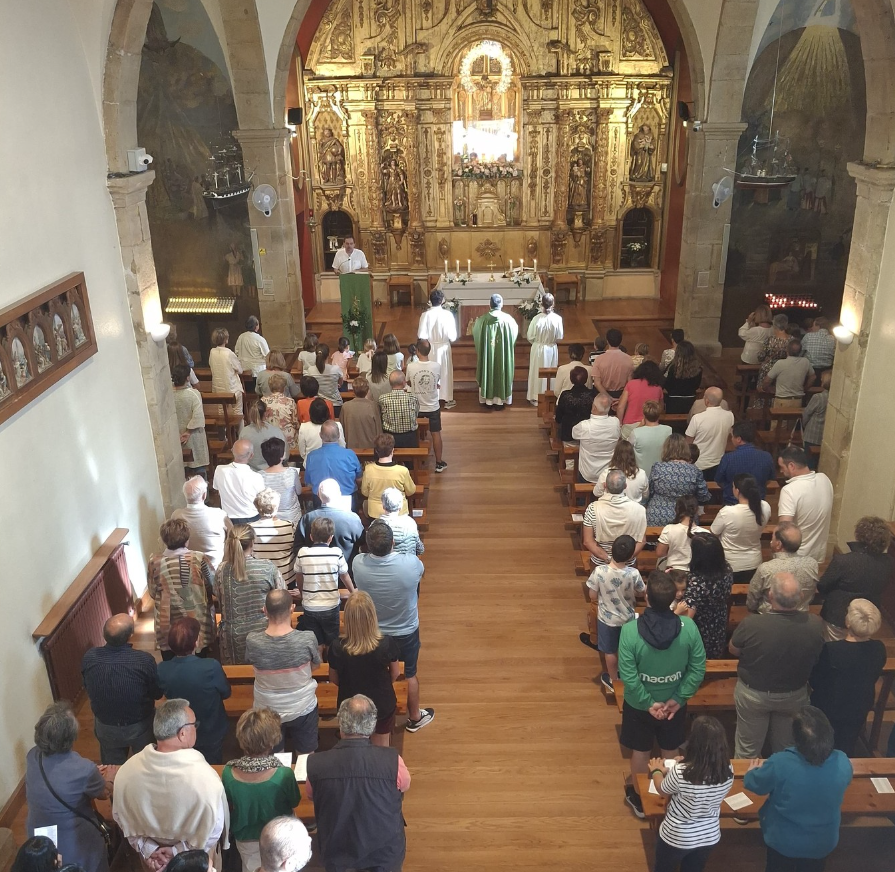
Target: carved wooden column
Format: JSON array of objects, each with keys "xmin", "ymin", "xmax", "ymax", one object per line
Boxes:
[
  {"xmin": 551, "ymin": 109, "xmax": 573, "ymax": 229},
  {"xmin": 363, "ymin": 111, "xmax": 384, "ymax": 230},
  {"xmin": 405, "ymin": 109, "xmax": 423, "ymax": 232}
]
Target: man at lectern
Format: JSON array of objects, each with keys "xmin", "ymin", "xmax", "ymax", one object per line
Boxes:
[{"xmin": 332, "ymin": 235, "xmax": 369, "ymax": 275}]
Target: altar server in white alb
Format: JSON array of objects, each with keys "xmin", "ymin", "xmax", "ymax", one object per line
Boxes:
[
  {"xmin": 332, "ymin": 235, "xmax": 368, "ymax": 274},
  {"xmin": 417, "ymin": 290, "xmax": 459, "ymax": 408},
  {"xmin": 526, "ymin": 293, "xmax": 563, "ymax": 405}
]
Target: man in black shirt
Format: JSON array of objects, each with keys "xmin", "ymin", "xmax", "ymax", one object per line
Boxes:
[{"xmin": 82, "ymin": 614, "xmax": 162, "ymax": 763}]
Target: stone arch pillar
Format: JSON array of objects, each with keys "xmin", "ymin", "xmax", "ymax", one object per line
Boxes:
[
  {"xmin": 104, "ymin": 0, "xmax": 184, "ymax": 513},
  {"xmin": 674, "ymin": 0, "xmax": 759, "ymax": 354}
]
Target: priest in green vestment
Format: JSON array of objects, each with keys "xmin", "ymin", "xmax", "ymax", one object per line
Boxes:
[{"xmin": 473, "ymin": 294, "xmax": 519, "ymax": 408}]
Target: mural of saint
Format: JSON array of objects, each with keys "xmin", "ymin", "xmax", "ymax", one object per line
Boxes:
[
  {"xmin": 319, "ymin": 128, "xmax": 346, "ymax": 185},
  {"xmin": 225, "ymin": 242, "xmax": 245, "ymax": 291},
  {"xmin": 33, "ymin": 326, "xmax": 52, "ymax": 373},
  {"xmin": 568, "ymin": 158, "xmax": 590, "ymax": 210},
  {"xmin": 71, "ymin": 305, "xmax": 87, "ymax": 346},
  {"xmin": 188, "ymin": 177, "xmax": 208, "ymax": 219},
  {"xmin": 53, "ymin": 314, "xmax": 70, "ymax": 359},
  {"xmin": 11, "ymin": 337, "xmax": 31, "ymax": 387},
  {"xmin": 629, "ymin": 124, "xmax": 656, "ymax": 182},
  {"xmin": 383, "ymin": 158, "xmax": 408, "ymax": 212}
]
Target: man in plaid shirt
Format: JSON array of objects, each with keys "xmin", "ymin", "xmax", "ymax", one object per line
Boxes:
[
  {"xmin": 801, "ymin": 317, "xmax": 836, "ymax": 374},
  {"xmin": 379, "ymin": 371, "xmax": 420, "ymax": 448}
]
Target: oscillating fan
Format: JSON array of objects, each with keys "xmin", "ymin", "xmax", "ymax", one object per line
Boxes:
[
  {"xmin": 711, "ymin": 176, "xmax": 733, "ymax": 209},
  {"xmin": 252, "ymin": 184, "xmax": 278, "ymax": 217}
]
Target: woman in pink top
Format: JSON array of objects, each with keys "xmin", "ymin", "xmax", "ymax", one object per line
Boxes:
[{"xmin": 616, "ymin": 360, "xmax": 664, "ymax": 438}]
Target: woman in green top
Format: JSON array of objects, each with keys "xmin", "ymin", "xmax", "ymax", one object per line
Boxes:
[{"xmin": 223, "ymin": 708, "xmax": 301, "ymax": 872}]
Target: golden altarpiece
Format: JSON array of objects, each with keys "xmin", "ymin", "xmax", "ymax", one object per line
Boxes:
[{"xmin": 300, "ymin": 0, "xmax": 671, "ymax": 301}]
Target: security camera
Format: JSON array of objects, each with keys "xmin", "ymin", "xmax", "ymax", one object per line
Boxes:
[
  {"xmin": 127, "ymin": 148, "xmax": 154, "ymax": 173},
  {"xmin": 692, "ymin": 120, "xmax": 703, "ymax": 132}
]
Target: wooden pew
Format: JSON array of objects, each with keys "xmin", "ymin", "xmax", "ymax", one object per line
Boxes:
[
  {"xmin": 635, "ymin": 759, "xmax": 895, "ymax": 828},
  {"xmin": 200, "ymin": 392, "xmax": 242, "ymax": 451},
  {"xmin": 735, "ymin": 364, "xmax": 761, "ymax": 416}
]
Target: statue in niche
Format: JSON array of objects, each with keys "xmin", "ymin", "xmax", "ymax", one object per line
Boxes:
[
  {"xmin": 32, "ymin": 326, "xmax": 52, "ymax": 373},
  {"xmin": 319, "ymin": 128, "xmax": 346, "ymax": 185},
  {"xmin": 568, "ymin": 158, "xmax": 590, "ymax": 209},
  {"xmin": 453, "ymin": 194, "xmax": 467, "ymax": 226},
  {"xmin": 382, "ymin": 158, "xmax": 408, "ymax": 212},
  {"xmin": 629, "ymin": 124, "xmax": 656, "ymax": 182}
]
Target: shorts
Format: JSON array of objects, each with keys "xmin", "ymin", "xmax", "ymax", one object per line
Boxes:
[
  {"xmin": 620, "ymin": 700, "xmax": 688, "ymax": 753},
  {"xmin": 419, "ymin": 408, "xmax": 442, "ymax": 433},
  {"xmin": 392, "ymin": 627, "xmax": 421, "ymax": 678},
  {"xmin": 375, "ymin": 710, "xmax": 396, "ymax": 735},
  {"xmin": 597, "ymin": 620, "xmax": 623, "ymax": 655},
  {"xmin": 297, "ymin": 606, "xmax": 340, "ymax": 645},
  {"xmin": 278, "ymin": 706, "xmax": 319, "ymax": 755}
]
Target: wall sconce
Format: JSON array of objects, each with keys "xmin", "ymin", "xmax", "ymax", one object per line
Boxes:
[
  {"xmin": 832, "ymin": 324, "xmax": 855, "ymax": 346},
  {"xmin": 149, "ymin": 323, "xmax": 171, "ymax": 342}
]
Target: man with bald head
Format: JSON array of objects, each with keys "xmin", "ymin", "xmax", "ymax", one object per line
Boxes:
[
  {"xmin": 572, "ymin": 393, "xmax": 622, "ymax": 483},
  {"xmin": 746, "ymin": 522, "xmax": 819, "ymax": 614},
  {"xmin": 303, "ymin": 418, "xmax": 363, "ymax": 503},
  {"xmin": 212, "ymin": 437, "xmax": 264, "ymax": 523},
  {"xmin": 378, "ymin": 369, "xmax": 421, "ymax": 448},
  {"xmin": 293, "ymin": 478, "xmax": 364, "ymax": 567},
  {"xmin": 685, "ymin": 386, "xmax": 734, "ymax": 481},
  {"xmin": 582, "ymin": 469, "xmax": 647, "ymax": 566},
  {"xmin": 82, "ymin": 614, "xmax": 162, "ymax": 763},
  {"xmin": 729, "ymin": 570, "xmax": 825, "ymax": 757}
]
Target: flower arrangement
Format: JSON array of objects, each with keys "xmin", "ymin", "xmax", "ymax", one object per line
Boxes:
[
  {"xmin": 453, "ymin": 162, "xmax": 521, "ymax": 180},
  {"xmin": 517, "ymin": 297, "xmax": 541, "ymax": 321},
  {"xmin": 442, "ymin": 297, "xmax": 460, "ymax": 313},
  {"xmin": 341, "ymin": 296, "xmax": 368, "ymax": 352},
  {"xmin": 626, "ymin": 241, "xmax": 647, "ymax": 254}
]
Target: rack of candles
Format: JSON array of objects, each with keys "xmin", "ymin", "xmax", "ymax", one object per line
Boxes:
[{"xmin": 764, "ymin": 293, "xmax": 819, "ymax": 310}]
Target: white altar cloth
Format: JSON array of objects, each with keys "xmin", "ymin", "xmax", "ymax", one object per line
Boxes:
[{"xmin": 435, "ymin": 272, "xmax": 543, "ymax": 305}]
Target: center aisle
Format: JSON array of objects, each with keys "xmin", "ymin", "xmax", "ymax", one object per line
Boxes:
[{"xmin": 400, "ymin": 403, "xmax": 647, "ymax": 871}]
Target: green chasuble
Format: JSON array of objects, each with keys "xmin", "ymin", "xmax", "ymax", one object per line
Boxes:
[{"xmin": 473, "ymin": 309, "xmax": 519, "ymax": 404}]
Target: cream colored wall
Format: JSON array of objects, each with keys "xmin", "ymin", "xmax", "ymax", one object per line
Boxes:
[
  {"xmin": 0, "ymin": 0, "xmax": 164, "ymax": 803},
  {"xmin": 835, "ymin": 194, "xmax": 895, "ymax": 538}
]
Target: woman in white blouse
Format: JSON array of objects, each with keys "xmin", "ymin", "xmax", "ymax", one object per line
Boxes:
[
  {"xmin": 526, "ymin": 293, "xmax": 564, "ymax": 405},
  {"xmin": 737, "ymin": 304, "xmax": 774, "ymax": 364},
  {"xmin": 710, "ymin": 473, "xmax": 771, "ymax": 583},
  {"xmin": 297, "ymin": 397, "xmax": 346, "ymax": 461},
  {"xmin": 655, "ymin": 495, "xmax": 705, "ymax": 570},
  {"xmin": 209, "ymin": 327, "xmax": 244, "ymax": 415},
  {"xmin": 593, "ymin": 440, "xmax": 649, "ymax": 504}
]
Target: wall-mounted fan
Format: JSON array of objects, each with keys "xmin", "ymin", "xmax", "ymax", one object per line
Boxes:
[
  {"xmin": 251, "ymin": 184, "xmax": 278, "ymax": 217},
  {"xmin": 712, "ymin": 176, "xmax": 733, "ymax": 209}
]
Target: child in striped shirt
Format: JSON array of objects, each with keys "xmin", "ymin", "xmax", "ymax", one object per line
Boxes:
[{"xmin": 294, "ymin": 517, "xmax": 354, "ymax": 653}]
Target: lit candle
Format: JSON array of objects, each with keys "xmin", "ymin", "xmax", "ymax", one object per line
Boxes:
[
  {"xmin": 467, "ymin": 259, "xmax": 471, "ymax": 274},
  {"xmin": 456, "ymin": 260, "xmax": 460, "ymax": 275},
  {"xmin": 444, "ymin": 259, "xmax": 448, "ymax": 275},
  {"xmin": 534, "ymin": 258, "xmax": 538, "ymax": 273},
  {"xmin": 509, "ymin": 259, "xmax": 513, "ymax": 272}
]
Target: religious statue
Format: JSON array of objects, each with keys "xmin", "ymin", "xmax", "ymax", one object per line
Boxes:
[
  {"xmin": 568, "ymin": 158, "xmax": 590, "ymax": 210},
  {"xmin": 629, "ymin": 124, "xmax": 656, "ymax": 182},
  {"xmin": 453, "ymin": 194, "xmax": 467, "ymax": 226},
  {"xmin": 382, "ymin": 158, "xmax": 408, "ymax": 212},
  {"xmin": 318, "ymin": 128, "xmax": 346, "ymax": 185}
]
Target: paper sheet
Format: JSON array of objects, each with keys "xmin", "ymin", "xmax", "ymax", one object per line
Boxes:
[
  {"xmin": 34, "ymin": 826, "xmax": 57, "ymax": 844},
  {"xmin": 412, "ymin": 509, "xmax": 424, "ymax": 518},
  {"xmin": 723, "ymin": 792, "xmax": 753, "ymax": 811},
  {"xmin": 648, "ymin": 778, "xmax": 659, "ymax": 795},
  {"xmin": 294, "ymin": 753, "xmax": 309, "ymax": 782},
  {"xmin": 871, "ymin": 777, "xmax": 895, "ymax": 794},
  {"xmin": 274, "ymin": 752, "xmax": 292, "ymax": 768},
  {"xmin": 572, "ymin": 513, "xmax": 584, "ymax": 523}
]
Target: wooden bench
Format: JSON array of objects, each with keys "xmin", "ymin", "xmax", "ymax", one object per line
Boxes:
[
  {"xmin": 734, "ymin": 364, "xmax": 761, "ymax": 416},
  {"xmin": 200, "ymin": 392, "xmax": 243, "ymax": 451},
  {"xmin": 635, "ymin": 759, "xmax": 895, "ymax": 828}
]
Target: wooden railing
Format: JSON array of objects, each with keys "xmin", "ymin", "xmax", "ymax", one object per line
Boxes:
[{"xmin": 32, "ymin": 528, "xmax": 135, "ymax": 703}]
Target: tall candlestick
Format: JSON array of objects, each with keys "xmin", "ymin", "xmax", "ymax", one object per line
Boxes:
[
  {"xmin": 456, "ymin": 260, "xmax": 460, "ymax": 275},
  {"xmin": 467, "ymin": 259, "xmax": 471, "ymax": 274}
]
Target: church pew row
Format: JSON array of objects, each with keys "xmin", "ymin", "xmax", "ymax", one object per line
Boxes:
[
  {"xmin": 610, "ymin": 658, "xmax": 895, "ymax": 754},
  {"xmin": 635, "ymin": 760, "xmax": 895, "ymax": 829}
]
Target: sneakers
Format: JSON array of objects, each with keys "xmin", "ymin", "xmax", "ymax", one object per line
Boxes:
[
  {"xmin": 444, "ymin": 400, "xmax": 457, "ymax": 409},
  {"xmin": 435, "ymin": 461, "xmax": 448, "ymax": 473},
  {"xmin": 578, "ymin": 632, "xmax": 599, "ymax": 651},
  {"xmin": 600, "ymin": 672, "xmax": 615, "ymax": 694},
  {"xmin": 733, "ymin": 816, "xmax": 750, "ymax": 826},
  {"xmin": 406, "ymin": 708, "xmax": 435, "ymax": 732},
  {"xmin": 624, "ymin": 784, "xmax": 645, "ymax": 819}
]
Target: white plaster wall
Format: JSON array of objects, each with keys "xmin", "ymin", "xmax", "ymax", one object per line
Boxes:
[
  {"xmin": 0, "ymin": 0, "xmax": 164, "ymax": 803},
  {"xmin": 747, "ymin": 0, "xmax": 780, "ymax": 70},
  {"xmin": 684, "ymin": 0, "xmax": 725, "ymax": 99},
  {"xmin": 836, "ymin": 193, "xmax": 895, "ymax": 535}
]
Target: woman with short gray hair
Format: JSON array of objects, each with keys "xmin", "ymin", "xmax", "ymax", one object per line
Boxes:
[
  {"xmin": 377, "ymin": 488, "xmax": 424, "ymax": 556},
  {"xmin": 25, "ymin": 702, "xmax": 112, "ymax": 872}
]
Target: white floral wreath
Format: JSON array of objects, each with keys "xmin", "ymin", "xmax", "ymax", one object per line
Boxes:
[{"xmin": 459, "ymin": 41, "xmax": 513, "ymax": 95}]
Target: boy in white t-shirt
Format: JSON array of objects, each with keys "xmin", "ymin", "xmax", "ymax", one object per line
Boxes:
[
  {"xmin": 580, "ymin": 535, "xmax": 645, "ymax": 693},
  {"xmin": 294, "ymin": 516, "xmax": 354, "ymax": 654},
  {"xmin": 406, "ymin": 339, "xmax": 446, "ymax": 472}
]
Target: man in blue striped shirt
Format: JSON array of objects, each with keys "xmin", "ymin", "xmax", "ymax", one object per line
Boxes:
[
  {"xmin": 82, "ymin": 614, "xmax": 162, "ymax": 763},
  {"xmin": 714, "ymin": 420, "xmax": 776, "ymax": 505}
]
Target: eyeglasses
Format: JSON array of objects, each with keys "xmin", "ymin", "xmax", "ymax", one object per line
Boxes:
[{"xmin": 180, "ymin": 720, "xmax": 200, "ymax": 730}]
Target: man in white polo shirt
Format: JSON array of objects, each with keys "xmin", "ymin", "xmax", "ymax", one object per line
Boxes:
[
  {"xmin": 332, "ymin": 235, "xmax": 368, "ymax": 274},
  {"xmin": 572, "ymin": 393, "xmax": 621, "ymax": 483},
  {"xmin": 583, "ymin": 470, "xmax": 647, "ymax": 566},
  {"xmin": 777, "ymin": 446, "xmax": 834, "ymax": 562},
  {"xmin": 212, "ymin": 438, "xmax": 265, "ymax": 523},
  {"xmin": 685, "ymin": 387, "xmax": 734, "ymax": 481}
]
